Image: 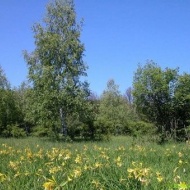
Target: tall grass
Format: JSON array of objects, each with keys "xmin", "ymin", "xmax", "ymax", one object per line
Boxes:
[{"xmin": 0, "ymin": 136, "xmax": 189, "ymax": 189}]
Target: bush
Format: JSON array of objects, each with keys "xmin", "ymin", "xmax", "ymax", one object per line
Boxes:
[
  {"xmin": 93, "ymin": 119, "xmax": 111, "ymax": 141},
  {"xmin": 1, "ymin": 124, "xmax": 26, "ymax": 138},
  {"xmin": 31, "ymin": 125, "xmax": 50, "ymax": 137},
  {"xmin": 10, "ymin": 124, "xmax": 26, "ymax": 138},
  {"xmin": 127, "ymin": 121, "xmax": 155, "ymax": 137},
  {"xmin": 1, "ymin": 125, "xmax": 12, "ymax": 137}
]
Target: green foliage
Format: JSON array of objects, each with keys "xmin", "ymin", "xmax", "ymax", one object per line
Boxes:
[
  {"xmin": 99, "ymin": 80, "xmax": 125, "ymax": 134},
  {"xmin": 10, "ymin": 124, "xmax": 26, "ymax": 138},
  {"xmin": 24, "ymin": 0, "xmax": 90, "ymax": 139},
  {"xmin": 0, "ymin": 66, "xmax": 10, "ymax": 90},
  {"xmin": 0, "ymin": 66, "xmax": 25, "ymax": 137},
  {"xmin": 2, "ymin": 124, "xmax": 26, "ymax": 138},
  {"xmin": 133, "ymin": 61, "xmax": 178, "ymax": 126},
  {"xmin": 66, "ymin": 113, "xmax": 84, "ymax": 139},
  {"xmin": 133, "ymin": 61, "xmax": 190, "ymax": 141},
  {"xmin": 93, "ymin": 119, "xmax": 111, "ymax": 140},
  {"xmin": 96, "ymin": 79, "xmax": 138, "ymax": 137},
  {"xmin": 31, "ymin": 125, "xmax": 50, "ymax": 137},
  {"xmin": 127, "ymin": 121, "xmax": 155, "ymax": 138},
  {"xmin": 174, "ymin": 73, "xmax": 190, "ymax": 129}
]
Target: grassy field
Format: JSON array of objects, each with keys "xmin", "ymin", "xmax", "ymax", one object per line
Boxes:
[{"xmin": 0, "ymin": 136, "xmax": 190, "ymax": 190}]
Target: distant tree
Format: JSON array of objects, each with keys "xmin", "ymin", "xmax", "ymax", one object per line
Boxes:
[
  {"xmin": 173, "ymin": 73, "xmax": 190, "ymax": 140},
  {"xmin": 24, "ymin": 0, "xmax": 89, "ymax": 139},
  {"xmin": 0, "ymin": 66, "xmax": 10, "ymax": 135},
  {"xmin": 0, "ymin": 65, "xmax": 24, "ymax": 137},
  {"xmin": 133, "ymin": 61, "xmax": 186, "ymax": 140},
  {"xmin": 0, "ymin": 65, "xmax": 10, "ymax": 90},
  {"xmin": 88, "ymin": 92, "xmax": 99, "ymax": 103},
  {"xmin": 13, "ymin": 82, "xmax": 33, "ymax": 135},
  {"xmin": 95, "ymin": 79, "xmax": 132, "ymax": 136}
]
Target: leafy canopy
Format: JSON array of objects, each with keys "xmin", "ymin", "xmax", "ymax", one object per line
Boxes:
[{"xmin": 24, "ymin": 0, "xmax": 89, "ymax": 138}]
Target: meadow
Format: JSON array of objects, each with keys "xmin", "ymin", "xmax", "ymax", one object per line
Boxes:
[{"xmin": 0, "ymin": 136, "xmax": 190, "ymax": 190}]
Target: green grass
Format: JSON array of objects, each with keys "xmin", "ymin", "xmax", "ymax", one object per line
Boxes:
[{"xmin": 0, "ymin": 136, "xmax": 190, "ymax": 190}]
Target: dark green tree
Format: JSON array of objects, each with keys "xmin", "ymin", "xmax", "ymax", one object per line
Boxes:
[
  {"xmin": 0, "ymin": 66, "xmax": 10, "ymax": 90},
  {"xmin": 24, "ymin": 0, "xmax": 89, "ymax": 139},
  {"xmin": 96, "ymin": 79, "xmax": 133, "ymax": 136},
  {"xmin": 13, "ymin": 82, "xmax": 33, "ymax": 135},
  {"xmin": 0, "ymin": 66, "xmax": 10, "ymax": 135},
  {"xmin": 0, "ymin": 66, "xmax": 25, "ymax": 137},
  {"xmin": 133, "ymin": 61, "xmax": 181, "ymax": 140},
  {"xmin": 174, "ymin": 73, "xmax": 190, "ymax": 140}
]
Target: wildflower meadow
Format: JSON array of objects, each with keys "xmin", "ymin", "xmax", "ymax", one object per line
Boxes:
[{"xmin": 0, "ymin": 136, "xmax": 190, "ymax": 190}]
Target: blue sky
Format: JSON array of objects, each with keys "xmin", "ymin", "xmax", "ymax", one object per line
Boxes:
[{"xmin": 0, "ymin": 0, "xmax": 190, "ymax": 95}]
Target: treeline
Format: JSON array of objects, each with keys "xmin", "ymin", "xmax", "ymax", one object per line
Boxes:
[
  {"xmin": 0, "ymin": 0, "xmax": 190, "ymax": 142},
  {"xmin": 0, "ymin": 65, "xmax": 142, "ymax": 140},
  {"xmin": 1, "ymin": 62, "xmax": 190, "ymax": 142}
]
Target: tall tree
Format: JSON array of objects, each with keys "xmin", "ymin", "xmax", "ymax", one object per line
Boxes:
[
  {"xmin": 96, "ymin": 79, "xmax": 131, "ymax": 135},
  {"xmin": 0, "ymin": 66, "xmax": 9, "ymax": 135},
  {"xmin": 0, "ymin": 66, "xmax": 10, "ymax": 90},
  {"xmin": 133, "ymin": 61, "xmax": 180, "ymax": 139},
  {"xmin": 13, "ymin": 82, "xmax": 33, "ymax": 135},
  {"xmin": 24, "ymin": 0, "xmax": 89, "ymax": 138},
  {"xmin": 174, "ymin": 73, "xmax": 190, "ymax": 139},
  {"xmin": 0, "ymin": 65, "xmax": 23, "ymax": 137}
]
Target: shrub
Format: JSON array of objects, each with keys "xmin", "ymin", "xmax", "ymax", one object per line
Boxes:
[
  {"xmin": 10, "ymin": 124, "xmax": 26, "ymax": 138},
  {"xmin": 127, "ymin": 121, "xmax": 155, "ymax": 137}
]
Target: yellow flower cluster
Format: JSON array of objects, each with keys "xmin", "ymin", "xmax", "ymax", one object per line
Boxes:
[
  {"xmin": 127, "ymin": 162, "xmax": 151, "ymax": 186},
  {"xmin": 0, "ymin": 139, "xmax": 190, "ymax": 190}
]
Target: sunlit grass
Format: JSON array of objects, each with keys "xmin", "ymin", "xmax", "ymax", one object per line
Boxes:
[{"xmin": 0, "ymin": 136, "xmax": 190, "ymax": 189}]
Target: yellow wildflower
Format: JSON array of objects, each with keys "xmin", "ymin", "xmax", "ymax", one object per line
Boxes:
[
  {"xmin": 43, "ymin": 181, "xmax": 55, "ymax": 190},
  {"xmin": 20, "ymin": 156, "xmax": 25, "ymax": 161},
  {"xmin": 75, "ymin": 154, "xmax": 82, "ymax": 164},
  {"xmin": 114, "ymin": 156, "xmax": 122, "ymax": 167},
  {"xmin": 64, "ymin": 153, "xmax": 71, "ymax": 160},
  {"xmin": 83, "ymin": 145, "xmax": 88, "ymax": 151},
  {"xmin": 117, "ymin": 146, "xmax": 125, "ymax": 151},
  {"xmin": 179, "ymin": 160, "xmax": 183, "ymax": 165},
  {"xmin": 0, "ymin": 173, "xmax": 7, "ymax": 182},
  {"xmin": 178, "ymin": 181, "xmax": 188, "ymax": 190},
  {"xmin": 156, "ymin": 172, "xmax": 163, "ymax": 182},
  {"xmin": 178, "ymin": 152, "xmax": 183, "ymax": 157},
  {"xmin": 127, "ymin": 162, "xmax": 151, "ymax": 186},
  {"xmin": 49, "ymin": 166, "xmax": 61, "ymax": 174},
  {"xmin": 84, "ymin": 164, "xmax": 89, "ymax": 170},
  {"xmin": 43, "ymin": 176, "xmax": 56, "ymax": 190},
  {"xmin": 95, "ymin": 162, "xmax": 102, "ymax": 168},
  {"xmin": 73, "ymin": 167, "xmax": 82, "ymax": 178},
  {"xmin": 9, "ymin": 161, "xmax": 19, "ymax": 170},
  {"xmin": 115, "ymin": 156, "xmax": 121, "ymax": 162},
  {"xmin": 92, "ymin": 179, "xmax": 100, "ymax": 188},
  {"xmin": 67, "ymin": 176, "xmax": 72, "ymax": 182}
]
